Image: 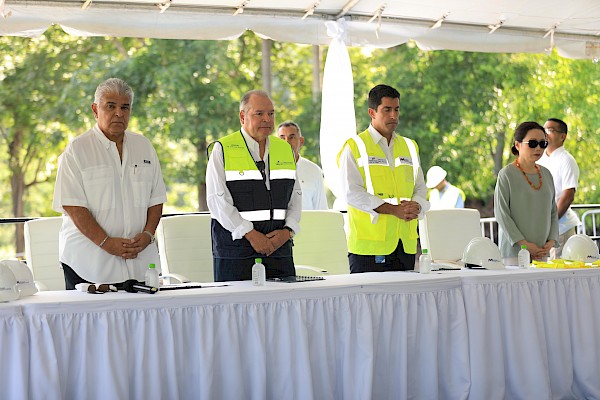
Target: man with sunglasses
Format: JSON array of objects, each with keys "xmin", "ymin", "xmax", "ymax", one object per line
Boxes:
[{"xmin": 537, "ymin": 118, "xmax": 581, "ymax": 259}]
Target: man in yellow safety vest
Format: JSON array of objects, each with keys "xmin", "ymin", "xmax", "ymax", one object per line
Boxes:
[{"xmin": 338, "ymin": 84, "xmax": 430, "ymax": 273}]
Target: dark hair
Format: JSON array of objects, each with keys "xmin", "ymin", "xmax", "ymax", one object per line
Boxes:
[
  {"xmin": 511, "ymin": 121, "xmax": 546, "ymax": 156},
  {"xmin": 368, "ymin": 84, "xmax": 400, "ymax": 110},
  {"xmin": 277, "ymin": 120, "xmax": 302, "ymax": 136},
  {"xmin": 546, "ymin": 118, "xmax": 568, "ymax": 134}
]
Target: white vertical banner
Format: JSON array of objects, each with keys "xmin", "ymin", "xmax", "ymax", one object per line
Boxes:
[{"xmin": 320, "ymin": 19, "xmax": 356, "ymax": 210}]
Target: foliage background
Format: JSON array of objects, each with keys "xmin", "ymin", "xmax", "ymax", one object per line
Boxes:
[{"xmin": 1, "ymin": 27, "xmax": 599, "ymax": 257}]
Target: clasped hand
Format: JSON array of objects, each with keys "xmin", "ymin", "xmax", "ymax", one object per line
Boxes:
[
  {"xmin": 394, "ymin": 200, "xmax": 421, "ymax": 221},
  {"xmin": 102, "ymin": 232, "xmax": 151, "ymax": 259},
  {"xmin": 246, "ymin": 229, "xmax": 289, "ymax": 256}
]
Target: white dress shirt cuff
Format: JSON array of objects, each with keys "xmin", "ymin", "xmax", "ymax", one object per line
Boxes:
[{"xmin": 232, "ymin": 220, "xmax": 254, "ymax": 241}]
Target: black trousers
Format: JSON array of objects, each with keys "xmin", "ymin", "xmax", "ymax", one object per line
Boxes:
[
  {"xmin": 62, "ymin": 263, "xmax": 127, "ymax": 290},
  {"xmin": 348, "ymin": 239, "xmax": 415, "ymax": 273},
  {"xmin": 213, "ymin": 257, "xmax": 295, "ymax": 282}
]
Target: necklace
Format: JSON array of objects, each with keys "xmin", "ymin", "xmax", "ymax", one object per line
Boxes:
[{"xmin": 514, "ymin": 159, "xmax": 542, "ymax": 190}]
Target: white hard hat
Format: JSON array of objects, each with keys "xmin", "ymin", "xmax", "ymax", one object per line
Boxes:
[
  {"xmin": 562, "ymin": 234, "xmax": 600, "ymax": 263},
  {"xmin": 0, "ymin": 263, "xmax": 20, "ymax": 302},
  {"xmin": 0, "ymin": 259, "xmax": 38, "ymax": 297},
  {"xmin": 426, "ymin": 166, "xmax": 447, "ymax": 189},
  {"xmin": 462, "ymin": 237, "xmax": 505, "ymax": 270}
]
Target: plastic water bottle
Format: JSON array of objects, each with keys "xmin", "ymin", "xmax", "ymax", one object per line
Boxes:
[
  {"xmin": 145, "ymin": 263, "xmax": 160, "ymax": 289},
  {"xmin": 518, "ymin": 245, "xmax": 530, "ymax": 269},
  {"xmin": 252, "ymin": 258, "xmax": 266, "ymax": 286},
  {"xmin": 419, "ymin": 249, "xmax": 432, "ymax": 274}
]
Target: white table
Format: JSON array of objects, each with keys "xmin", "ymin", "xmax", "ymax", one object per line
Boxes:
[
  {"xmin": 455, "ymin": 267, "xmax": 600, "ymax": 400},
  {"xmin": 16, "ymin": 272, "xmax": 469, "ymax": 400},
  {"xmin": 3, "ymin": 268, "xmax": 600, "ymax": 399},
  {"xmin": 0, "ymin": 303, "xmax": 28, "ymax": 400}
]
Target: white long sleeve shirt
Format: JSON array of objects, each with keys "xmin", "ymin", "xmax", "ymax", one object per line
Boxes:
[
  {"xmin": 297, "ymin": 156, "xmax": 329, "ymax": 210},
  {"xmin": 206, "ymin": 129, "xmax": 302, "ymax": 240}
]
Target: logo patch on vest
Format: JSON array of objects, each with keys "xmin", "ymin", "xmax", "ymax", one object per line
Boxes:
[
  {"xmin": 397, "ymin": 156, "xmax": 413, "ymax": 165},
  {"xmin": 276, "ymin": 160, "xmax": 294, "ymax": 167},
  {"xmin": 368, "ymin": 156, "xmax": 388, "ymax": 166}
]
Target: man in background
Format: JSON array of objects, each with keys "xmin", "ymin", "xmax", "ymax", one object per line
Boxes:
[
  {"xmin": 537, "ymin": 118, "xmax": 580, "ymax": 259},
  {"xmin": 277, "ymin": 121, "xmax": 328, "ymax": 210},
  {"xmin": 425, "ymin": 165, "xmax": 465, "ymax": 209}
]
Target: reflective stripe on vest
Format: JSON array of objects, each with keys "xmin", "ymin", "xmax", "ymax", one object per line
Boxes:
[
  {"xmin": 239, "ymin": 209, "xmax": 287, "ymax": 221},
  {"xmin": 270, "ymin": 169, "xmax": 296, "ymax": 180},
  {"xmin": 225, "ymin": 170, "xmax": 263, "ymax": 181}
]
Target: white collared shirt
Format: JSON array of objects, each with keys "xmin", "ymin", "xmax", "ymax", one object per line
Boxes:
[
  {"xmin": 206, "ymin": 129, "xmax": 302, "ymax": 240},
  {"xmin": 297, "ymin": 156, "xmax": 328, "ymax": 210},
  {"xmin": 53, "ymin": 124, "xmax": 167, "ymax": 283},
  {"xmin": 338, "ymin": 125, "xmax": 429, "ymax": 223},
  {"xmin": 537, "ymin": 146, "xmax": 581, "ymax": 233}
]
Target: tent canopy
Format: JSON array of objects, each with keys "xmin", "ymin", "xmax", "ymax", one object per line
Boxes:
[{"xmin": 2, "ymin": 0, "xmax": 600, "ymax": 59}]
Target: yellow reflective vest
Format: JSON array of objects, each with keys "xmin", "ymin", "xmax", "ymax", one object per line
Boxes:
[
  {"xmin": 209, "ymin": 131, "xmax": 296, "ymax": 259},
  {"xmin": 340, "ymin": 129, "xmax": 421, "ymax": 255}
]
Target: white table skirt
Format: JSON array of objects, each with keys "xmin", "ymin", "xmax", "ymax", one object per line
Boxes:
[
  {"xmin": 3, "ymin": 268, "xmax": 600, "ymax": 400},
  {"xmin": 18, "ymin": 273, "xmax": 469, "ymax": 400},
  {"xmin": 458, "ymin": 268, "xmax": 600, "ymax": 400},
  {"xmin": 0, "ymin": 305, "xmax": 28, "ymax": 400}
]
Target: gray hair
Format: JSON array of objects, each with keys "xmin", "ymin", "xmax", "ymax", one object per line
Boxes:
[
  {"xmin": 239, "ymin": 89, "xmax": 271, "ymax": 112},
  {"xmin": 277, "ymin": 121, "xmax": 302, "ymax": 136},
  {"xmin": 94, "ymin": 78, "xmax": 134, "ymax": 105}
]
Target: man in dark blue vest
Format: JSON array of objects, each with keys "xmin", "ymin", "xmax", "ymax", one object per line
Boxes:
[{"xmin": 206, "ymin": 90, "xmax": 302, "ymax": 281}]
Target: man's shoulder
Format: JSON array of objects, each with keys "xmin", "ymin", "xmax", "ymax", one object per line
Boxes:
[{"xmin": 298, "ymin": 157, "xmax": 323, "ymax": 170}]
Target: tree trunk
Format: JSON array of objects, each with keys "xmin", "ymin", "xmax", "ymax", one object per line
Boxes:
[
  {"xmin": 493, "ymin": 130, "xmax": 506, "ymax": 176},
  {"xmin": 196, "ymin": 140, "xmax": 208, "ymax": 211},
  {"xmin": 10, "ymin": 168, "xmax": 26, "ymax": 258},
  {"xmin": 312, "ymin": 45, "xmax": 321, "ymax": 104},
  {"xmin": 261, "ymin": 39, "xmax": 272, "ymax": 95}
]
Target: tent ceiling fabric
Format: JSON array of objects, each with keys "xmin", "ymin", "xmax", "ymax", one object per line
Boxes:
[{"xmin": 2, "ymin": 0, "xmax": 600, "ymax": 59}]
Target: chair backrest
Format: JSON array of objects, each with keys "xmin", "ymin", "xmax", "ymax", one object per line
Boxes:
[
  {"xmin": 156, "ymin": 214, "xmax": 214, "ymax": 283},
  {"xmin": 24, "ymin": 217, "xmax": 65, "ymax": 291},
  {"xmin": 420, "ymin": 208, "xmax": 482, "ymax": 262},
  {"xmin": 293, "ymin": 210, "xmax": 349, "ymax": 275}
]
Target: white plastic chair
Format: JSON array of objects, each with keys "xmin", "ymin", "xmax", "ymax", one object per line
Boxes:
[
  {"xmin": 419, "ymin": 209, "xmax": 482, "ymax": 266},
  {"xmin": 155, "ymin": 214, "xmax": 214, "ymax": 283},
  {"xmin": 293, "ymin": 210, "xmax": 350, "ymax": 275},
  {"xmin": 24, "ymin": 217, "xmax": 65, "ymax": 291}
]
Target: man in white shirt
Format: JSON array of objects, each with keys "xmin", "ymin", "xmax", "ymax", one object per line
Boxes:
[
  {"xmin": 537, "ymin": 118, "xmax": 581, "ymax": 259},
  {"xmin": 425, "ymin": 165, "xmax": 465, "ymax": 209},
  {"xmin": 53, "ymin": 78, "xmax": 167, "ymax": 289},
  {"xmin": 206, "ymin": 90, "xmax": 302, "ymax": 281},
  {"xmin": 338, "ymin": 84, "xmax": 429, "ymax": 273},
  {"xmin": 276, "ymin": 121, "xmax": 328, "ymax": 210}
]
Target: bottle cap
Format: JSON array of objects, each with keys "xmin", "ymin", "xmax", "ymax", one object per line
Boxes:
[
  {"xmin": 521, "ymin": 245, "xmax": 527, "ymax": 249},
  {"xmin": 422, "ymin": 249, "xmax": 428, "ymax": 254},
  {"xmin": 255, "ymin": 258, "xmax": 262, "ymax": 264},
  {"xmin": 149, "ymin": 263, "xmax": 156, "ymax": 269}
]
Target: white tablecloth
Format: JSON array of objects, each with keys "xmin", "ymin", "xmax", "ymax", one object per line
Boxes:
[
  {"xmin": 0, "ymin": 304, "xmax": 28, "ymax": 400},
  {"xmin": 456, "ymin": 268, "xmax": 600, "ymax": 400},
  {"xmin": 3, "ymin": 268, "xmax": 600, "ymax": 399},
  {"xmin": 17, "ymin": 273, "xmax": 469, "ymax": 400}
]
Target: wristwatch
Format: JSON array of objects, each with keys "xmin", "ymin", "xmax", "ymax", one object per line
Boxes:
[{"xmin": 283, "ymin": 226, "xmax": 295, "ymax": 239}]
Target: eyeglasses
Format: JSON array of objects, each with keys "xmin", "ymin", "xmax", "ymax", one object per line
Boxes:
[
  {"xmin": 545, "ymin": 127, "xmax": 564, "ymax": 134},
  {"xmin": 521, "ymin": 139, "xmax": 549, "ymax": 149}
]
